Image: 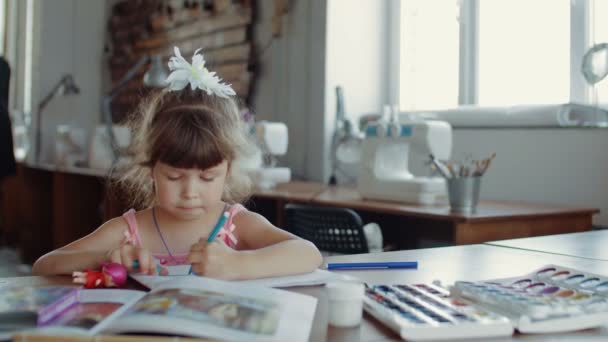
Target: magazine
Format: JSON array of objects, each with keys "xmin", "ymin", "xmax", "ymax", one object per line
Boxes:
[
  {"xmin": 1, "ymin": 289, "xmax": 143, "ymax": 341},
  {"xmin": 20, "ymin": 277, "xmax": 317, "ymax": 342},
  {"xmin": 0, "ymin": 286, "xmax": 80, "ymax": 339}
]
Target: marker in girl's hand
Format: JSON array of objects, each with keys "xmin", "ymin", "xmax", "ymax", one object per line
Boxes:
[
  {"xmin": 188, "ymin": 211, "xmax": 230, "ymax": 275},
  {"xmin": 207, "ymin": 212, "xmax": 230, "ymax": 243},
  {"xmin": 132, "ymin": 260, "xmax": 161, "ymax": 274}
]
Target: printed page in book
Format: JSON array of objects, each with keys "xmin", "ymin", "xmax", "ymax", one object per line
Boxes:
[
  {"xmin": 130, "ymin": 266, "xmax": 358, "ymax": 289},
  {"xmin": 23, "ymin": 290, "xmax": 146, "ymax": 338},
  {"xmin": 103, "ymin": 277, "xmax": 317, "ymax": 342},
  {"xmin": 0, "ymin": 286, "xmax": 80, "ymax": 339}
]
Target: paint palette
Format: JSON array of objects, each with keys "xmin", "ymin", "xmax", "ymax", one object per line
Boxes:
[
  {"xmin": 451, "ymin": 264, "xmax": 608, "ymax": 333},
  {"xmin": 363, "ymin": 265, "xmax": 608, "ymax": 341},
  {"xmin": 364, "ymin": 283, "xmax": 513, "ymax": 341}
]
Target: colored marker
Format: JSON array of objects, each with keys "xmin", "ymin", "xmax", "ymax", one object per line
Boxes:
[
  {"xmin": 207, "ymin": 212, "xmax": 230, "ymax": 243},
  {"xmin": 188, "ymin": 211, "xmax": 230, "ymax": 275},
  {"xmin": 327, "ymin": 261, "xmax": 418, "ymax": 270},
  {"xmin": 132, "ymin": 260, "xmax": 162, "ymax": 274}
]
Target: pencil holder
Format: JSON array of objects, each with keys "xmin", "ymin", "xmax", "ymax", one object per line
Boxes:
[{"xmin": 446, "ymin": 176, "xmax": 482, "ymax": 214}]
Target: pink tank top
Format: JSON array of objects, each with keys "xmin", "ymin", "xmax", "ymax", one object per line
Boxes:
[{"xmin": 122, "ymin": 204, "xmax": 246, "ymax": 267}]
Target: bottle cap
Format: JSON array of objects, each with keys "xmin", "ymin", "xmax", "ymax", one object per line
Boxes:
[{"xmin": 326, "ymin": 281, "xmax": 365, "ymax": 300}]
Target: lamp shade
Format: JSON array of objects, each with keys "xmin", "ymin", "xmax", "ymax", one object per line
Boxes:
[
  {"xmin": 143, "ymin": 55, "xmax": 168, "ymax": 88},
  {"xmin": 59, "ymin": 75, "xmax": 80, "ymax": 96}
]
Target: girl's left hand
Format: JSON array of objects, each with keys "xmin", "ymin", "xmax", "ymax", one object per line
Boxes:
[{"xmin": 186, "ymin": 239, "xmax": 241, "ymax": 280}]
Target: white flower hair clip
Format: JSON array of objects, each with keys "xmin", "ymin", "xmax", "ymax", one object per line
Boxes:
[{"xmin": 166, "ymin": 47, "xmax": 236, "ymax": 98}]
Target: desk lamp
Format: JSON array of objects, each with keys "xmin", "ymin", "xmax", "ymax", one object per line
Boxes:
[
  {"xmin": 35, "ymin": 74, "xmax": 80, "ymax": 163},
  {"xmin": 329, "ymin": 86, "xmax": 362, "ymax": 185},
  {"xmin": 101, "ymin": 55, "xmax": 168, "ymax": 162}
]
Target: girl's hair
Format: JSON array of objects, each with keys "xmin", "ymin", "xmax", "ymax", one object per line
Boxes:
[
  {"xmin": 116, "ymin": 88, "xmax": 257, "ymax": 208},
  {"xmin": 101, "ymin": 262, "xmax": 127, "ymax": 285}
]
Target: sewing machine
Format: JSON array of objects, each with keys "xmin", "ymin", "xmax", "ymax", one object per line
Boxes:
[
  {"xmin": 250, "ymin": 121, "xmax": 291, "ymax": 189},
  {"xmin": 357, "ymin": 117, "xmax": 452, "ymax": 205}
]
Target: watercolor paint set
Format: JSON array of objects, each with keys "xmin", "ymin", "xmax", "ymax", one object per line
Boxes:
[
  {"xmin": 452, "ymin": 264, "xmax": 608, "ymax": 333},
  {"xmin": 364, "ymin": 282, "xmax": 513, "ymax": 341},
  {"xmin": 363, "ymin": 265, "xmax": 608, "ymax": 341}
]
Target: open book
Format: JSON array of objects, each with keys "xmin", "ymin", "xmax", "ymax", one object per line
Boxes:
[
  {"xmin": 0, "ymin": 286, "xmax": 80, "ymax": 339},
  {"xmin": 13, "ymin": 277, "xmax": 317, "ymax": 342}
]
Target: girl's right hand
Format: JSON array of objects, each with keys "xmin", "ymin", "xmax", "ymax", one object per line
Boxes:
[{"xmin": 107, "ymin": 244, "xmax": 156, "ymax": 275}]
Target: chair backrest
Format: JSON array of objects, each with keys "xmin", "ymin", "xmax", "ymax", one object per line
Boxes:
[{"xmin": 284, "ymin": 203, "xmax": 369, "ymax": 254}]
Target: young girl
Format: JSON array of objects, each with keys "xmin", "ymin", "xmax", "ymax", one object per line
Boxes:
[{"xmin": 32, "ymin": 47, "xmax": 322, "ymax": 280}]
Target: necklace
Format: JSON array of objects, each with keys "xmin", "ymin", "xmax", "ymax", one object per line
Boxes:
[
  {"xmin": 152, "ymin": 207, "xmax": 178, "ymax": 263},
  {"xmin": 151, "ymin": 204, "xmax": 229, "ymax": 263}
]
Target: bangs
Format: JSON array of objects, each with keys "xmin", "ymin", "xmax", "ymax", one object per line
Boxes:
[{"xmin": 149, "ymin": 107, "xmax": 232, "ymax": 170}]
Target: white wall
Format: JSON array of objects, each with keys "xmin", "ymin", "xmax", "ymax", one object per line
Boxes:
[
  {"xmin": 454, "ymin": 128, "xmax": 608, "ymax": 225},
  {"xmin": 324, "ymin": 0, "xmax": 389, "ymax": 183},
  {"xmin": 250, "ymin": 0, "xmax": 328, "ymax": 181},
  {"xmin": 409, "ymin": 126, "xmax": 608, "ymax": 225},
  {"xmin": 34, "ymin": 0, "xmax": 106, "ymax": 164},
  {"xmin": 325, "ymin": 0, "xmax": 389, "ymax": 124}
]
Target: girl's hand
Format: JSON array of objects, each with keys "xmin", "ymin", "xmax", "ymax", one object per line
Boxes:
[
  {"xmin": 186, "ymin": 240, "xmax": 241, "ymax": 280},
  {"xmin": 107, "ymin": 244, "xmax": 156, "ymax": 275}
]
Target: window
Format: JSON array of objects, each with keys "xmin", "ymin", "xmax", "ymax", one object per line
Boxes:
[
  {"xmin": 399, "ymin": 0, "xmax": 459, "ymax": 111},
  {"xmin": 0, "ymin": 0, "xmax": 5, "ymax": 54},
  {"xmin": 397, "ymin": 0, "xmax": 608, "ymax": 111},
  {"xmin": 3, "ymin": 0, "xmax": 37, "ymax": 114},
  {"xmin": 477, "ymin": 0, "xmax": 570, "ymax": 106},
  {"xmin": 23, "ymin": 0, "xmax": 34, "ymax": 114}
]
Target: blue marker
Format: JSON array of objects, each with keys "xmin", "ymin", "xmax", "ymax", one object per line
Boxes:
[
  {"xmin": 132, "ymin": 260, "xmax": 162, "ymax": 274},
  {"xmin": 327, "ymin": 261, "xmax": 418, "ymax": 270},
  {"xmin": 207, "ymin": 212, "xmax": 230, "ymax": 243},
  {"xmin": 188, "ymin": 211, "xmax": 230, "ymax": 275}
]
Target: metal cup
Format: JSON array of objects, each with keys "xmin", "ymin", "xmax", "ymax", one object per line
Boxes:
[{"xmin": 446, "ymin": 177, "xmax": 482, "ymax": 214}]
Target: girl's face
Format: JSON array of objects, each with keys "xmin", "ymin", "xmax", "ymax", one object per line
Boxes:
[{"xmin": 152, "ymin": 161, "xmax": 229, "ymax": 220}]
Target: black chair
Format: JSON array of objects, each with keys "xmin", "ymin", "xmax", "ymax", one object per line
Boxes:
[{"xmin": 284, "ymin": 203, "xmax": 369, "ymax": 254}]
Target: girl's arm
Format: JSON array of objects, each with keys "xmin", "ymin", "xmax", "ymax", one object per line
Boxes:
[
  {"xmin": 231, "ymin": 212, "xmax": 323, "ymax": 279},
  {"xmin": 32, "ymin": 217, "xmax": 128, "ymax": 276}
]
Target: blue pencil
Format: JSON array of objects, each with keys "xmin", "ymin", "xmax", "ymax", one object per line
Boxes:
[{"xmin": 327, "ymin": 261, "xmax": 418, "ymax": 270}]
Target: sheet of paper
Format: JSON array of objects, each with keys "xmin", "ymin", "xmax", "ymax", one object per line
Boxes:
[{"xmin": 131, "ymin": 269, "xmax": 358, "ymax": 290}]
